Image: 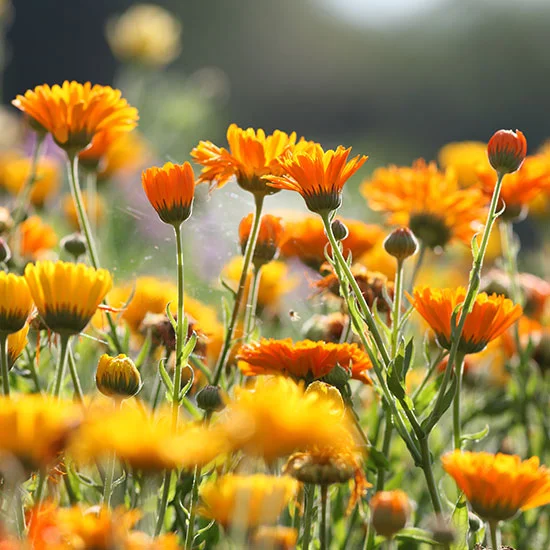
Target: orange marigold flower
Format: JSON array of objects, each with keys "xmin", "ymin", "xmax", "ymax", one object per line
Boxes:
[
  {"xmin": 265, "ymin": 144, "xmax": 368, "ymax": 214},
  {"xmin": 487, "ymin": 129, "xmax": 527, "ymax": 175},
  {"xmin": 239, "ymin": 213, "xmax": 284, "ymax": 268},
  {"xmin": 20, "ymin": 216, "xmax": 57, "ymax": 259},
  {"xmin": 12, "ymin": 82, "xmax": 138, "ymax": 151},
  {"xmin": 442, "ymin": 451, "xmax": 550, "ymax": 521},
  {"xmin": 361, "ymin": 159, "xmax": 487, "ymax": 249},
  {"xmin": 370, "ymin": 490, "xmax": 411, "ymax": 538},
  {"xmin": 237, "ymin": 338, "xmax": 372, "ymax": 384},
  {"xmin": 63, "ymin": 191, "xmax": 106, "ymax": 230},
  {"xmin": 191, "ymin": 123, "xmax": 303, "ymax": 195},
  {"xmin": 409, "ymin": 286, "xmax": 522, "ymax": 354},
  {"xmin": 438, "ymin": 140, "xmax": 490, "ymax": 187},
  {"xmin": 142, "ymin": 161, "xmax": 195, "ymax": 227}
]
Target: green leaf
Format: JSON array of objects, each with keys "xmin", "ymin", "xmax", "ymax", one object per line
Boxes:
[
  {"xmin": 166, "ymin": 302, "xmax": 177, "ymax": 332},
  {"xmin": 450, "ymin": 494, "xmax": 469, "ymax": 550},
  {"xmin": 402, "ymin": 338, "xmax": 414, "ymax": 380},
  {"xmin": 158, "ymin": 358, "xmax": 174, "ymax": 394},
  {"xmin": 181, "ymin": 332, "xmax": 197, "ymax": 361},
  {"xmin": 461, "ymin": 424, "xmax": 489, "ymax": 444},
  {"xmin": 366, "ymin": 446, "xmax": 391, "ymax": 471},
  {"xmin": 396, "ymin": 527, "xmax": 440, "ymax": 545},
  {"xmin": 179, "ymin": 365, "xmax": 195, "ymax": 400},
  {"xmin": 423, "ymin": 375, "xmax": 457, "ymax": 433},
  {"xmin": 134, "ymin": 331, "xmax": 152, "ymax": 369},
  {"xmin": 387, "ymin": 360, "xmax": 405, "ymax": 400}
]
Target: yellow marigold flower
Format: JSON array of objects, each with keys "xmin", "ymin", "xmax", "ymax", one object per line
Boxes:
[
  {"xmin": 106, "ymin": 4, "xmax": 182, "ymax": 67},
  {"xmin": 237, "ymin": 338, "xmax": 373, "ymax": 384},
  {"xmin": 12, "ymin": 81, "xmax": 138, "ymax": 151},
  {"xmin": 220, "ymin": 376, "xmax": 357, "ymax": 462},
  {"xmin": 265, "ymin": 144, "xmax": 368, "ymax": 214},
  {"xmin": 438, "ymin": 141, "xmax": 490, "ymax": 187},
  {"xmin": 62, "ymin": 191, "xmax": 106, "ymax": 231},
  {"xmin": 362, "ymin": 159, "xmax": 487, "ymax": 249},
  {"xmin": 239, "ymin": 213, "xmax": 284, "ymax": 268},
  {"xmin": 370, "ymin": 490, "xmax": 411, "ymax": 538},
  {"xmin": 0, "ymin": 272, "xmax": 33, "ymax": 334},
  {"xmin": 20, "ymin": 215, "xmax": 57, "ymax": 259},
  {"xmin": 142, "ymin": 161, "xmax": 196, "ymax": 227},
  {"xmin": 198, "ymin": 474, "xmax": 298, "ymax": 529},
  {"xmin": 24, "ymin": 261, "xmax": 112, "ymax": 335},
  {"xmin": 251, "ymin": 526, "xmax": 298, "ymax": 550},
  {"xmin": 96, "ymin": 354, "xmax": 142, "ymax": 399},
  {"xmin": 1, "ymin": 155, "xmax": 60, "ymax": 207},
  {"xmin": 409, "ymin": 286, "xmax": 522, "ymax": 354},
  {"xmin": 279, "ymin": 214, "xmax": 382, "ymax": 270},
  {"xmin": 191, "ymin": 124, "xmax": 303, "ymax": 195},
  {"xmin": 7, "ymin": 324, "xmax": 29, "ymax": 368},
  {"xmin": 0, "ymin": 395, "xmax": 80, "ymax": 470},
  {"xmin": 442, "ymin": 451, "xmax": 550, "ymax": 521}
]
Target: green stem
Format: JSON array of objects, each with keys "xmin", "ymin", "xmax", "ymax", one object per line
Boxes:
[
  {"xmin": 391, "ymin": 260, "xmax": 405, "ymax": 354},
  {"xmin": 489, "ymin": 520, "xmax": 501, "ymax": 549},
  {"xmin": 320, "ymin": 485, "xmax": 328, "ymax": 550},
  {"xmin": 102, "ymin": 401, "xmax": 121, "ymax": 508},
  {"xmin": 52, "ymin": 334, "xmax": 71, "ymax": 399},
  {"xmin": 185, "ymin": 465, "xmax": 202, "ymax": 549},
  {"xmin": 212, "ymin": 193, "xmax": 265, "ymax": 386},
  {"xmin": 419, "ymin": 435, "xmax": 442, "ymax": 514},
  {"xmin": 155, "ymin": 471, "xmax": 172, "ymax": 535},
  {"xmin": 25, "ymin": 348, "xmax": 42, "ymax": 394},
  {"xmin": 172, "ymin": 223, "xmax": 185, "ymax": 430},
  {"xmin": 453, "ymin": 353, "xmax": 466, "ymax": 450},
  {"xmin": 301, "ymin": 484, "xmax": 315, "ymax": 550},
  {"xmin": 86, "ymin": 169, "xmax": 98, "ymax": 234},
  {"xmin": 33, "ymin": 471, "xmax": 47, "ymax": 507},
  {"xmin": 67, "ymin": 347, "xmax": 84, "ymax": 403},
  {"xmin": 376, "ymin": 409, "xmax": 393, "ymax": 491},
  {"xmin": 407, "ymin": 242, "xmax": 426, "ymax": 294},
  {"xmin": 0, "ymin": 334, "xmax": 9, "ymax": 397},
  {"xmin": 243, "ymin": 265, "xmax": 262, "ymax": 339}
]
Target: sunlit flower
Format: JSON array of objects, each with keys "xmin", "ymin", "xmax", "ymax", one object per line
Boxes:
[
  {"xmin": 265, "ymin": 144, "xmax": 368, "ymax": 214},
  {"xmin": 487, "ymin": 129, "xmax": 527, "ymax": 175},
  {"xmin": 25, "ymin": 261, "xmax": 112, "ymax": 335},
  {"xmin": 370, "ymin": 490, "xmax": 411, "ymax": 538},
  {"xmin": 438, "ymin": 141, "xmax": 490, "ymax": 187},
  {"xmin": 0, "ymin": 395, "xmax": 80, "ymax": 471},
  {"xmin": 442, "ymin": 451, "xmax": 550, "ymax": 521},
  {"xmin": 192, "ymin": 124, "xmax": 304, "ymax": 195},
  {"xmin": 238, "ymin": 338, "xmax": 372, "ymax": 384},
  {"xmin": 7, "ymin": 324, "xmax": 29, "ymax": 368},
  {"xmin": 12, "ymin": 81, "xmax": 138, "ymax": 151},
  {"xmin": 250, "ymin": 526, "xmax": 298, "ymax": 550},
  {"xmin": 362, "ymin": 159, "xmax": 487, "ymax": 249},
  {"xmin": 63, "ymin": 191, "xmax": 106, "ymax": 230},
  {"xmin": 239, "ymin": 213, "xmax": 284, "ymax": 268},
  {"xmin": 142, "ymin": 161, "xmax": 195, "ymax": 227},
  {"xmin": 1, "ymin": 155, "xmax": 60, "ymax": 207},
  {"xmin": 409, "ymin": 286, "xmax": 522, "ymax": 354},
  {"xmin": 20, "ymin": 216, "xmax": 57, "ymax": 259},
  {"xmin": 279, "ymin": 215, "xmax": 383, "ymax": 270},
  {"xmin": 96, "ymin": 354, "xmax": 142, "ymax": 399},
  {"xmin": 0, "ymin": 272, "xmax": 33, "ymax": 335},
  {"xmin": 106, "ymin": 3, "xmax": 182, "ymax": 66},
  {"xmin": 198, "ymin": 474, "xmax": 298, "ymax": 529}
]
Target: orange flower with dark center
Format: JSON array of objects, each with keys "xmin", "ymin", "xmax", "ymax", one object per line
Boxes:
[
  {"xmin": 361, "ymin": 159, "xmax": 487, "ymax": 249},
  {"xmin": 12, "ymin": 81, "xmax": 138, "ymax": 151},
  {"xmin": 409, "ymin": 286, "xmax": 522, "ymax": 354},
  {"xmin": 191, "ymin": 124, "xmax": 305, "ymax": 195},
  {"xmin": 487, "ymin": 129, "xmax": 527, "ymax": 175},
  {"xmin": 442, "ymin": 451, "xmax": 550, "ymax": 521},
  {"xmin": 237, "ymin": 338, "xmax": 372, "ymax": 384},
  {"xmin": 142, "ymin": 162, "xmax": 195, "ymax": 227},
  {"xmin": 279, "ymin": 215, "xmax": 383, "ymax": 270},
  {"xmin": 20, "ymin": 216, "xmax": 57, "ymax": 259},
  {"xmin": 239, "ymin": 213, "xmax": 284, "ymax": 268},
  {"xmin": 265, "ymin": 144, "xmax": 368, "ymax": 214}
]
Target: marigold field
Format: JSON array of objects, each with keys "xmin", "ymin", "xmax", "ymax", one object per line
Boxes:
[{"xmin": 2, "ymin": 3, "xmax": 550, "ymax": 550}]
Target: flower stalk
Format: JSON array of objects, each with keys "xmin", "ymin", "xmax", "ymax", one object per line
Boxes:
[{"xmin": 0, "ymin": 334, "xmax": 9, "ymax": 397}]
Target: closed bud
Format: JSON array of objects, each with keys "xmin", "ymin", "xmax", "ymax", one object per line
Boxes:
[
  {"xmin": 384, "ymin": 227, "xmax": 418, "ymax": 261},
  {"xmin": 321, "ymin": 364, "xmax": 351, "ymax": 389},
  {"xmin": 370, "ymin": 490, "xmax": 411, "ymax": 539},
  {"xmin": 487, "ymin": 129, "xmax": 527, "ymax": 175},
  {"xmin": 61, "ymin": 232, "xmax": 87, "ymax": 259},
  {"xmin": 0, "ymin": 238, "xmax": 11, "ymax": 263},
  {"xmin": 96, "ymin": 354, "xmax": 142, "ymax": 399},
  {"xmin": 331, "ymin": 219, "xmax": 349, "ymax": 241},
  {"xmin": 196, "ymin": 384, "xmax": 226, "ymax": 412}
]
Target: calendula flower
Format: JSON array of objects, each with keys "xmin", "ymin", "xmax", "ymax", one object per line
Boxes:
[
  {"xmin": 409, "ymin": 286, "xmax": 522, "ymax": 354},
  {"xmin": 370, "ymin": 490, "xmax": 411, "ymax": 539},
  {"xmin": 63, "ymin": 191, "xmax": 106, "ymax": 230},
  {"xmin": 362, "ymin": 159, "xmax": 487, "ymax": 249},
  {"xmin": 142, "ymin": 161, "xmax": 195, "ymax": 227},
  {"xmin": 442, "ymin": 451, "xmax": 550, "ymax": 521},
  {"xmin": 237, "ymin": 338, "xmax": 372, "ymax": 384},
  {"xmin": 96, "ymin": 354, "xmax": 142, "ymax": 399},
  {"xmin": 99, "ymin": 131, "xmax": 150, "ymax": 180},
  {"xmin": 20, "ymin": 216, "xmax": 57, "ymax": 259},
  {"xmin": 239, "ymin": 213, "xmax": 284, "ymax": 268},
  {"xmin": 265, "ymin": 144, "xmax": 368, "ymax": 214},
  {"xmin": 7, "ymin": 324, "xmax": 29, "ymax": 368},
  {"xmin": 198, "ymin": 474, "xmax": 298, "ymax": 529},
  {"xmin": 0, "ymin": 272, "xmax": 33, "ymax": 335},
  {"xmin": 487, "ymin": 129, "xmax": 527, "ymax": 175},
  {"xmin": 12, "ymin": 81, "xmax": 138, "ymax": 151},
  {"xmin": 1, "ymin": 155, "xmax": 60, "ymax": 207},
  {"xmin": 106, "ymin": 4, "xmax": 182, "ymax": 67},
  {"xmin": 0, "ymin": 395, "xmax": 80, "ymax": 471},
  {"xmin": 192, "ymin": 124, "xmax": 308, "ymax": 195},
  {"xmin": 251, "ymin": 526, "xmax": 298, "ymax": 550},
  {"xmin": 279, "ymin": 215, "xmax": 383, "ymax": 270},
  {"xmin": 24, "ymin": 261, "xmax": 112, "ymax": 336},
  {"xmin": 438, "ymin": 141, "xmax": 490, "ymax": 187}
]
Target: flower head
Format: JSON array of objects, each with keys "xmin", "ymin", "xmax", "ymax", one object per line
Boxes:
[
  {"xmin": 142, "ymin": 162, "xmax": 195, "ymax": 227},
  {"xmin": 96, "ymin": 354, "xmax": 142, "ymax": 399},
  {"xmin": 7, "ymin": 324, "xmax": 29, "ymax": 368},
  {"xmin": 12, "ymin": 81, "xmax": 138, "ymax": 151},
  {"xmin": 0, "ymin": 272, "xmax": 33, "ymax": 335},
  {"xmin": 239, "ymin": 213, "xmax": 284, "ymax": 268},
  {"xmin": 442, "ymin": 451, "xmax": 550, "ymax": 521},
  {"xmin": 409, "ymin": 286, "xmax": 522, "ymax": 354},
  {"xmin": 265, "ymin": 144, "xmax": 368, "ymax": 214},
  {"xmin": 198, "ymin": 474, "xmax": 298, "ymax": 529},
  {"xmin": 20, "ymin": 216, "xmax": 57, "ymax": 259},
  {"xmin": 370, "ymin": 490, "xmax": 411, "ymax": 538},
  {"xmin": 487, "ymin": 129, "xmax": 527, "ymax": 175},
  {"xmin": 438, "ymin": 141, "xmax": 490, "ymax": 187},
  {"xmin": 362, "ymin": 160, "xmax": 487, "ymax": 249},
  {"xmin": 24, "ymin": 261, "xmax": 112, "ymax": 335},
  {"xmin": 237, "ymin": 338, "xmax": 372, "ymax": 384}
]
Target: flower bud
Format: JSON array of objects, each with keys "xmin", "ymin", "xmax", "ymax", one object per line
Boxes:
[
  {"xmin": 487, "ymin": 129, "xmax": 527, "ymax": 175},
  {"xmin": 61, "ymin": 233, "xmax": 87, "ymax": 260},
  {"xmin": 370, "ymin": 490, "xmax": 411, "ymax": 539},
  {"xmin": 0, "ymin": 238, "xmax": 11, "ymax": 263},
  {"xmin": 383, "ymin": 227, "xmax": 418, "ymax": 261},
  {"xmin": 321, "ymin": 364, "xmax": 351, "ymax": 390},
  {"xmin": 331, "ymin": 219, "xmax": 349, "ymax": 241},
  {"xmin": 239, "ymin": 213, "xmax": 284, "ymax": 270},
  {"xmin": 196, "ymin": 384, "xmax": 226, "ymax": 412},
  {"xmin": 96, "ymin": 354, "xmax": 142, "ymax": 399}
]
